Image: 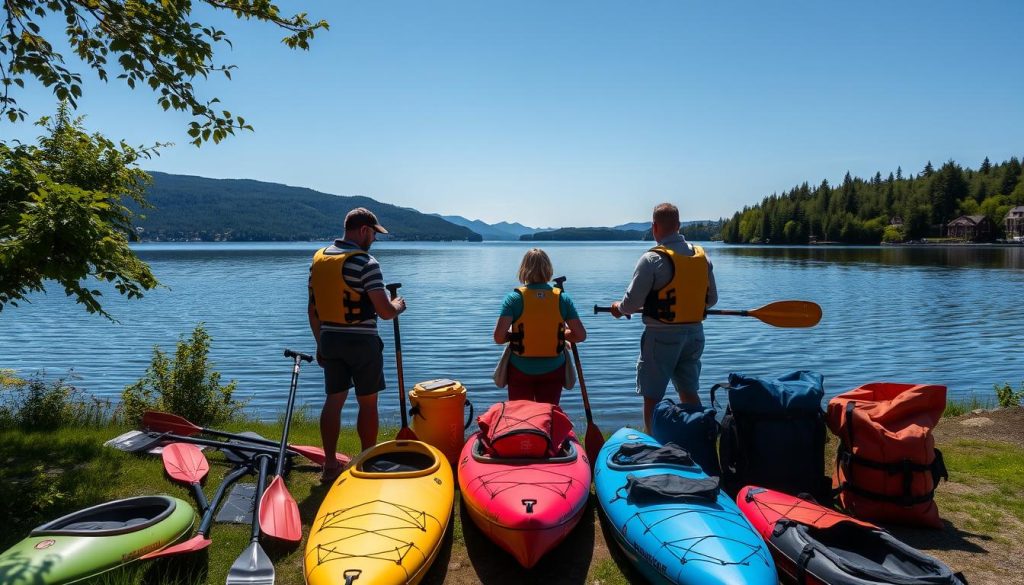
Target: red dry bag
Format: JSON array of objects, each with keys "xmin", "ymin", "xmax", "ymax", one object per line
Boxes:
[
  {"xmin": 476, "ymin": 400, "xmax": 574, "ymax": 459},
  {"xmin": 828, "ymin": 383, "xmax": 948, "ymax": 528}
]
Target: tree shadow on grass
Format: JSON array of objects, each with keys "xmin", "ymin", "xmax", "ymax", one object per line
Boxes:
[
  {"xmin": 0, "ymin": 431, "xmax": 127, "ymax": 550},
  {"xmin": 461, "ymin": 495, "xmax": 595, "ymax": 585},
  {"xmin": 888, "ymin": 519, "xmax": 990, "ymax": 554}
]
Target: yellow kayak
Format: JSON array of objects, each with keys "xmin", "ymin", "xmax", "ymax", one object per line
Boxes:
[{"xmin": 304, "ymin": 440, "xmax": 455, "ymax": 585}]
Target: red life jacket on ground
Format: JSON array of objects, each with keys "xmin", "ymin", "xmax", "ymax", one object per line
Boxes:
[
  {"xmin": 476, "ymin": 400, "xmax": 574, "ymax": 459},
  {"xmin": 827, "ymin": 383, "xmax": 948, "ymax": 528}
]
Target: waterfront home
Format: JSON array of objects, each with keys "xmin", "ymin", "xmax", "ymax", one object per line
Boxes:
[
  {"xmin": 1005, "ymin": 206, "xmax": 1024, "ymax": 240},
  {"xmin": 945, "ymin": 215, "xmax": 995, "ymax": 241}
]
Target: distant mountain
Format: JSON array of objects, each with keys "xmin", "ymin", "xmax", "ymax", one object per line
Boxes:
[
  {"xmin": 435, "ymin": 215, "xmax": 552, "ymax": 241},
  {"xmin": 135, "ymin": 172, "xmax": 478, "ymax": 242},
  {"xmin": 612, "ymin": 221, "xmax": 651, "ymax": 232},
  {"xmin": 522, "ymin": 228, "xmax": 648, "ymax": 241}
]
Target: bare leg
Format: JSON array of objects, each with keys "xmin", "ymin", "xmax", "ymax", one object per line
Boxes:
[
  {"xmin": 356, "ymin": 393, "xmax": 380, "ymax": 451},
  {"xmin": 643, "ymin": 396, "xmax": 660, "ymax": 434},
  {"xmin": 320, "ymin": 391, "xmax": 348, "ymax": 471}
]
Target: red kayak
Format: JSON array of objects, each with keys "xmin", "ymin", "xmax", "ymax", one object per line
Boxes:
[
  {"xmin": 458, "ymin": 431, "xmax": 591, "ymax": 568},
  {"xmin": 736, "ymin": 486, "xmax": 964, "ymax": 585}
]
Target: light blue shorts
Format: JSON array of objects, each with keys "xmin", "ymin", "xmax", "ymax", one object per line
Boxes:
[{"xmin": 636, "ymin": 326, "xmax": 706, "ymax": 404}]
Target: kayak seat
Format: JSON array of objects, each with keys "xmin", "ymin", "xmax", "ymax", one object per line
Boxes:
[
  {"xmin": 61, "ymin": 518, "xmax": 149, "ymax": 531},
  {"xmin": 362, "ymin": 451, "xmax": 435, "ymax": 473}
]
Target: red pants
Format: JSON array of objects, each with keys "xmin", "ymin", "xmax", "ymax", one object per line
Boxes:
[{"xmin": 508, "ymin": 363, "xmax": 565, "ymax": 405}]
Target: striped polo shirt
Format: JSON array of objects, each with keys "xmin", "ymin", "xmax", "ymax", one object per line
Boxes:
[{"xmin": 309, "ymin": 240, "xmax": 385, "ymax": 335}]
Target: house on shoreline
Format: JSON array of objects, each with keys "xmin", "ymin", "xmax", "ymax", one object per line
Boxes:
[
  {"xmin": 945, "ymin": 215, "xmax": 995, "ymax": 242},
  {"xmin": 1006, "ymin": 206, "xmax": 1024, "ymax": 241}
]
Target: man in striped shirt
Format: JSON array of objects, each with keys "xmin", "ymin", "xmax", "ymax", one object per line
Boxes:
[{"xmin": 308, "ymin": 208, "xmax": 406, "ymax": 482}]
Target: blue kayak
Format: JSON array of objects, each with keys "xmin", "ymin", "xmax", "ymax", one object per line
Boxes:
[{"xmin": 595, "ymin": 428, "xmax": 776, "ymax": 585}]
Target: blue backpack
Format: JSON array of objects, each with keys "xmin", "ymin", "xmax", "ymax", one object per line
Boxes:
[
  {"xmin": 650, "ymin": 399, "xmax": 721, "ymax": 477},
  {"xmin": 715, "ymin": 371, "xmax": 827, "ymax": 498}
]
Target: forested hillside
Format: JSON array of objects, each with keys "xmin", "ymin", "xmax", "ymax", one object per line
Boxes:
[
  {"xmin": 135, "ymin": 173, "xmax": 478, "ymax": 241},
  {"xmin": 721, "ymin": 157, "xmax": 1024, "ymax": 244}
]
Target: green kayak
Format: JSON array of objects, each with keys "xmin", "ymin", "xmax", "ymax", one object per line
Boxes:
[{"xmin": 0, "ymin": 495, "xmax": 195, "ymax": 585}]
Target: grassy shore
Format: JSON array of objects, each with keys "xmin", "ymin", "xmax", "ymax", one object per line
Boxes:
[{"xmin": 2, "ymin": 407, "xmax": 1022, "ymax": 585}]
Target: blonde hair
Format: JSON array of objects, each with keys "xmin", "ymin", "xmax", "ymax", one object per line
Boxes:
[{"xmin": 517, "ymin": 248, "xmax": 554, "ymax": 284}]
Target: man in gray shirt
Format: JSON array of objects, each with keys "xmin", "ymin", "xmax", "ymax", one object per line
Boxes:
[{"xmin": 610, "ymin": 203, "xmax": 718, "ymax": 431}]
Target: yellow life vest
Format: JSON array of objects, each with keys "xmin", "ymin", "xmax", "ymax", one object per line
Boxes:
[
  {"xmin": 643, "ymin": 244, "xmax": 709, "ymax": 324},
  {"xmin": 309, "ymin": 248, "xmax": 376, "ymax": 325},
  {"xmin": 509, "ymin": 286, "xmax": 565, "ymax": 358}
]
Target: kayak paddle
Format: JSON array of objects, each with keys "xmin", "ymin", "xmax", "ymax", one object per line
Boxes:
[
  {"xmin": 143, "ymin": 410, "xmax": 351, "ymax": 467},
  {"xmin": 227, "ymin": 454, "xmax": 275, "ymax": 585},
  {"xmin": 161, "ymin": 443, "xmax": 211, "ymax": 513},
  {"xmin": 552, "ymin": 276, "xmax": 605, "ymax": 466},
  {"xmin": 115, "ymin": 429, "xmax": 293, "ymax": 459},
  {"xmin": 142, "ymin": 462, "xmax": 251, "ymax": 559},
  {"xmin": 593, "ymin": 300, "xmax": 823, "ymax": 328},
  {"xmin": 258, "ymin": 349, "xmax": 309, "ymax": 543},
  {"xmin": 386, "ymin": 283, "xmax": 417, "ymax": 441}
]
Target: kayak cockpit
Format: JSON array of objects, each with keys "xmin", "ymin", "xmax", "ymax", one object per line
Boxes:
[{"xmin": 31, "ymin": 496, "xmax": 178, "ymax": 537}]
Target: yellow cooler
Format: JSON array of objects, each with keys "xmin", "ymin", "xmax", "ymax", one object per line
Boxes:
[{"xmin": 409, "ymin": 379, "xmax": 473, "ymax": 468}]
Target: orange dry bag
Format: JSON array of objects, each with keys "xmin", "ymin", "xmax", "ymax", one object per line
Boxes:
[{"xmin": 827, "ymin": 383, "xmax": 949, "ymax": 528}]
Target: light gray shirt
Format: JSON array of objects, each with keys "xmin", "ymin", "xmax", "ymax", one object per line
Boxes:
[{"xmin": 618, "ymin": 233, "xmax": 718, "ymax": 329}]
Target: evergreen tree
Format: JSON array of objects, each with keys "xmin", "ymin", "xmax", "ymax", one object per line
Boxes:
[{"xmin": 980, "ymin": 157, "xmax": 992, "ymax": 174}]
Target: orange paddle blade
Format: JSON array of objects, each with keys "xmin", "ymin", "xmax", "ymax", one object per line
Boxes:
[
  {"xmin": 258, "ymin": 476, "xmax": 302, "ymax": 542},
  {"xmin": 583, "ymin": 424, "xmax": 605, "ymax": 470},
  {"xmin": 748, "ymin": 300, "xmax": 822, "ymax": 328},
  {"xmin": 140, "ymin": 534, "xmax": 212, "ymax": 559},
  {"xmin": 162, "ymin": 443, "xmax": 209, "ymax": 483}
]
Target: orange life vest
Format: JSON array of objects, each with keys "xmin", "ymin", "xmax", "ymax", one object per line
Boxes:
[
  {"xmin": 508, "ymin": 286, "xmax": 565, "ymax": 358},
  {"xmin": 309, "ymin": 248, "xmax": 376, "ymax": 325},
  {"xmin": 643, "ymin": 244, "xmax": 709, "ymax": 324},
  {"xmin": 827, "ymin": 383, "xmax": 948, "ymax": 528}
]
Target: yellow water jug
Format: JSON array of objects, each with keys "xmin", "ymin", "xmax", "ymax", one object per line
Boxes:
[{"xmin": 409, "ymin": 378, "xmax": 473, "ymax": 468}]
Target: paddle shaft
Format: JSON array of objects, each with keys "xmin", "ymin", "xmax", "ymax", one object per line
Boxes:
[
  {"xmin": 275, "ymin": 350, "xmax": 308, "ymax": 477},
  {"xmin": 146, "ymin": 432, "xmax": 291, "ymax": 458},
  {"xmin": 552, "ymin": 277, "xmax": 596, "ymax": 425},
  {"xmin": 197, "ymin": 464, "xmax": 251, "ymax": 536},
  {"xmin": 594, "ymin": 306, "xmax": 756, "ymax": 318},
  {"xmin": 385, "ymin": 283, "xmax": 411, "ymax": 431},
  {"xmin": 250, "ymin": 455, "xmax": 270, "ymax": 541}
]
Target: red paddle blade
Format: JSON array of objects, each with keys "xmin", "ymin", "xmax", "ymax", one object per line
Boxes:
[
  {"xmin": 144, "ymin": 410, "xmax": 202, "ymax": 436},
  {"xmin": 288, "ymin": 445, "xmax": 351, "ymax": 467},
  {"xmin": 583, "ymin": 424, "xmax": 605, "ymax": 469},
  {"xmin": 140, "ymin": 534, "xmax": 212, "ymax": 559},
  {"xmin": 396, "ymin": 426, "xmax": 418, "ymax": 441},
  {"xmin": 162, "ymin": 443, "xmax": 210, "ymax": 483},
  {"xmin": 258, "ymin": 476, "xmax": 302, "ymax": 542}
]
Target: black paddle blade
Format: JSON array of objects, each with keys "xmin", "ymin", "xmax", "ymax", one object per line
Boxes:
[
  {"xmin": 226, "ymin": 541, "xmax": 275, "ymax": 585},
  {"xmin": 105, "ymin": 430, "xmax": 171, "ymax": 453}
]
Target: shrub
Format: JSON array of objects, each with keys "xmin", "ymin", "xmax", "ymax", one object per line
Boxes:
[
  {"xmin": 994, "ymin": 381, "xmax": 1024, "ymax": 409},
  {"xmin": 120, "ymin": 323, "xmax": 243, "ymax": 427},
  {"xmin": 0, "ymin": 369, "xmax": 112, "ymax": 430}
]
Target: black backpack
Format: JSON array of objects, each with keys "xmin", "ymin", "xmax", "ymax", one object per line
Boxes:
[{"xmin": 715, "ymin": 371, "xmax": 828, "ymax": 499}]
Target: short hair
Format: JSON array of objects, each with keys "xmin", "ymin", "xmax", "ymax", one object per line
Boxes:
[
  {"xmin": 517, "ymin": 248, "xmax": 554, "ymax": 284},
  {"xmin": 344, "ymin": 207, "xmax": 388, "ymax": 233},
  {"xmin": 652, "ymin": 203, "xmax": 680, "ymax": 232}
]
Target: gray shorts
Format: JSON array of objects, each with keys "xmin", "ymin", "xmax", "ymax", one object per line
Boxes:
[{"xmin": 636, "ymin": 326, "xmax": 706, "ymax": 403}]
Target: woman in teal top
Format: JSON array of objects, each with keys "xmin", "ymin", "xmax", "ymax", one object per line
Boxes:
[{"xmin": 493, "ymin": 248, "xmax": 587, "ymax": 405}]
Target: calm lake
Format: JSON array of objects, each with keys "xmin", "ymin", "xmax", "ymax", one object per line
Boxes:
[{"xmin": 2, "ymin": 241, "xmax": 1023, "ymax": 429}]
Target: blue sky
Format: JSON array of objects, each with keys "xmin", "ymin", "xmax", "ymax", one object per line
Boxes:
[{"xmin": 9, "ymin": 1, "xmax": 1024, "ymax": 226}]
